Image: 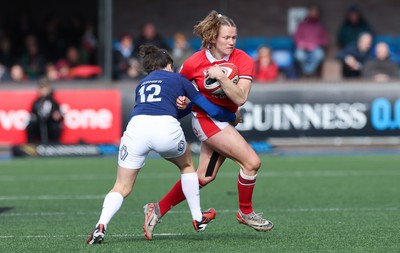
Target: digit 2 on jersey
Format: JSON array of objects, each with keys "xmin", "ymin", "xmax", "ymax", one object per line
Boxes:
[{"xmin": 205, "ymin": 62, "xmax": 239, "ymax": 95}]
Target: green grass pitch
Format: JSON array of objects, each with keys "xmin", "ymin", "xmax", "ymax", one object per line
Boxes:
[{"xmin": 1, "ymin": 154, "xmax": 399, "ymax": 252}]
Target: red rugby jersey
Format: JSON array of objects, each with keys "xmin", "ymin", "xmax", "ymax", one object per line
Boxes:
[{"xmin": 180, "ymin": 48, "xmax": 254, "ymax": 113}]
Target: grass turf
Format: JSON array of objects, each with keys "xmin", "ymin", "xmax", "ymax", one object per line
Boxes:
[{"xmin": 0, "ymin": 154, "xmax": 399, "ymax": 252}]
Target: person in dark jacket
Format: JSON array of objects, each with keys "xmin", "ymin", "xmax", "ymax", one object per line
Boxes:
[
  {"xmin": 112, "ymin": 33, "xmax": 143, "ymax": 80},
  {"xmin": 337, "ymin": 32, "xmax": 373, "ymax": 78},
  {"xmin": 337, "ymin": 4, "xmax": 374, "ymax": 49},
  {"xmin": 26, "ymin": 77, "xmax": 63, "ymax": 143},
  {"xmin": 132, "ymin": 22, "xmax": 170, "ymax": 56}
]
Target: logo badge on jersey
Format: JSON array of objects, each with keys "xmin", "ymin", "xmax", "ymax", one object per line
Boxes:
[{"xmin": 203, "ymin": 63, "xmax": 239, "ymax": 95}]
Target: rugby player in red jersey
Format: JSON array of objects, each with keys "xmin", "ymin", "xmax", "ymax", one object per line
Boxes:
[{"xmin": 143, "ymin": 10, "xmax": 274, "ymax": 240}]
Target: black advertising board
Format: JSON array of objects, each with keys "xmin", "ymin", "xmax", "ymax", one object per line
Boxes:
[
  {"xmin": 178, "ymin": 83, "xmax": 400, "ymax": 142},
  {"xmin": 238, "ymin": 84, "xmax": 400, "ymax": 140}
]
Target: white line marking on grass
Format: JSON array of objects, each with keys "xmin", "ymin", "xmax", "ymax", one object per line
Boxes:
[
  {"xmin": 0, "ymin": 195, "xmax": 105, "ymax": 200},
  {"xmin": 0, "ymin": 175, "xmax": 114, "ymax": 182},
  {"xmin": 223, "ymin": 170, "xmax": 400, "ymax": 178},
  {"xmin": 1, "ymin": 170, "xmax": 399, "ymax": 182},
  {"xmin": 267, "ymin": 207, "xmax": 400, "ymax": 212},
  {"xmin": 1, "ymin": 207, "xmax": 398, "ymax": 218},
  {"xmin": 212, "ymin": 207, "xmax": 400, "ymax": 213},
  {"xmin": 1, "ymin": 212, "xmax": 66, "ymax": 216},
  {"xmin": 265, "ymin": 170, "xmax": 400, "ymax": 177},
  {"xmin": 0, "ymin": 233, "xmax": 182, "ymax": 239},
  {"xmin": 0, "ymin": 173, "xmax": 183, "ymax": 182}
]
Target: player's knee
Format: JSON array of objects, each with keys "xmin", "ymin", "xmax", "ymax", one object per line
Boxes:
[
  {"xmin": 250, "ymin": 155, "xmax": 261, "ymax": 169},
  {"xmin": 111, "ymin": 185, "xmax": 132, "ymax": 198},
  {"xmin": 121, "ymin": 189, "xmax": 132, "ymax": 198},
  {"xmin": 243, "ymin": 156, "xmax": 261, "ymax": 173}
]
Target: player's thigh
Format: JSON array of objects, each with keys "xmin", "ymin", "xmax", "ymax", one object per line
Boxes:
[
  {"xmin": 118, "ymin": 119, "xmax": 151, "ymax": 169},
  {"xmin": 205, "ymin": 125, "xmax": 260, "ymax": 172},
  {"xmin": 166, "ymin": 146, "xmax": 195, "ymax": 174}
]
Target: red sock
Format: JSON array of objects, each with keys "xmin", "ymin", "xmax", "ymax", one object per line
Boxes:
[
  {"xmin": 237, "ymin": 172, "xmax": 256, "ymax": 215},
  {"xmin": 158, "ymin": 179, "xmax": 205, "ymax": 216}
]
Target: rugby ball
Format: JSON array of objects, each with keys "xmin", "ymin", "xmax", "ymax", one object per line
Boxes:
[{"xmin": 205, "ymin": 62, "xmax": 239, "ymax": 95}]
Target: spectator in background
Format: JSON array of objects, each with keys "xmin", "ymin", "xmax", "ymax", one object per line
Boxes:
[
  {"xmin": 64, "ymin": 14, "xmax": 85, "ymax": 48},
  {"xmin": 171, "ymin": 32, "xmax": 194, "ymax": 72},
  {"xmin": 0, "ymin": 35, "xmax": 15, "ymax": 70},
  {"xmin": 18, "ymin": 34, "xmax": 46, "ymax": 80},
  {"xmin": 253, "ymin": 46, "xmax": 279, "ymax": 83},
  {"xmin": 63, "ymin": 45, "xmax": 86, "ymax": 67},
  {"xmin": 0, "ymin": 64, "xmax": 8, "ymax": 80},
  {"xmin": 294, "ymin": 4, "xmax": 328, "ymax": 77},
  {"xmin": 11, "ymin": 11, "xmax": 38, "ymax": 53},
  {"xmin": 55, "ymin": 60, "xmax": 72, "ymax": 80},
  {"xmin": 26, "ymin": 77, "xmax": 63, "ymax": 144},
  {"xmin": 125, "ymin": 58, "xmax": 143, "ymax": 80},
  {"xmin": 337, "ymin": 4, "xmax": 373, "ymax": 49},
  {"xmin": 0, "ymin": 35, "xmax": 14, "ymax": 81},
  {"xmin": 41, "ymin": 15, "xmax": 66, "ymax": 63},
  {"xmin": 45, "ymin": 62, "xmax": 60, "ymax": 81},
  {"xmin": 81, "ymin": 22, "xmax": 98, "ymax": 65},
  {"xmin": 133, "ymin": 22, "xmax": 170, "ymax": 56},
  {"xmin": 55, "ymin": 46, "xmax": 101, "ymax": 80},
  {"xmin": 112, "ymin": 33, "xmax": 142, "ymax": 80},
  {"xmin": 337, "ymin": 32, "xmax": 373, "ymax": 78},
  {"xmin": 9, "ymin": 64, "xmax": 27, "ymax": 81},
  {"xmin": 362, "ymin": 42, "xmax": 399, "ymax": 82}
]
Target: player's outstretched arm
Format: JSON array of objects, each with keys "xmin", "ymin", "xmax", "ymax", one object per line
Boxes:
[
  {"xmin": 191, "ymin": 94, "xmax": 236, "ymax": 122},
  {"xmin": 181, "ymin": 75, "xmax": 236, "ymax": 122}
]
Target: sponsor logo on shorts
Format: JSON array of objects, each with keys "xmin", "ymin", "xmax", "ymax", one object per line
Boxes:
[
  {"xmin": 178, "ymin": 140, "xmax": 185, "ymax": 152},
  {"xmin": 119, "ymin": 144, "xmax": 128, "ymax": 161}
]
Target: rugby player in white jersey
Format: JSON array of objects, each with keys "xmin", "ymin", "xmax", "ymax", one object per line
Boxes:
[{"xmin": 86, "ymin": 44, "xmax": 239, "ymax": 244}]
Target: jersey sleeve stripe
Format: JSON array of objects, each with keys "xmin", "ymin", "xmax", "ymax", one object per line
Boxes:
[{"xmin": 239, "ymin": 75, "xmax": 253, "ymax": 80}]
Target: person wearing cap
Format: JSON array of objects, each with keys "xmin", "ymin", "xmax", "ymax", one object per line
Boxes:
[{"xmin": 26, "ymin": 77, "xmax": 63, "ymax": 143}]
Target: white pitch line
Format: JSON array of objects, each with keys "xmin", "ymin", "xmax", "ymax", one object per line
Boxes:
[
  {"xmin": 269, "ymin": 207, "xmax": 400, "ymax": 212},
  {"xmin": 0, "ymin": 174, "xmax": 182, "ymax": 182},
  {"xmin": 0, "ymin": 195, "xmax": 105, "ymax": 200},
  {"xmin": 1, "ymin": 170, "xmax": 399, "ymax": 182},
  {"xmin": 1, "ymin": 212, "xmax": 66, "ymax": 216},
  {"xmin": 0, "ymin": 233, "xmax": 182, "ymax": 239},
  {"xmin": 1, "ymin": 207, "xmax": 398, "ymax": 218}
]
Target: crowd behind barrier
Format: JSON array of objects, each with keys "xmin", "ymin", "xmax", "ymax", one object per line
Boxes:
[
  {"xmin": 1, "ymin": 81, "xmax": 400, "ymax": 147},
  {"xmin": 1, "ymin": 4, "xmax": 400, "ymax": 84},
  {"xmin": 0, "ymin": 5, "xmax": 400, "ymax": 144}
]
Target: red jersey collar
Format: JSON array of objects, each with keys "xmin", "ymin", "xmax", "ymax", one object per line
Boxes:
[{"xmin": 205, "ymin": 49, "xmax": 230, "ymax": 63}]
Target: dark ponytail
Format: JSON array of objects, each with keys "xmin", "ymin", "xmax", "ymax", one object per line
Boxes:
[{"xmin": 139, "ymin": 45, "xmax": 173, "ymax": 73}]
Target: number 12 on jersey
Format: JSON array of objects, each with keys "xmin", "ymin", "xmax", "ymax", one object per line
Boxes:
[{"xmin": 138, "ymin": 84, "xmax": 162, "ymax": 103}]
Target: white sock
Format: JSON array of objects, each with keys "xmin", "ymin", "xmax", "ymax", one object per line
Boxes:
[
  {"xmin": 181, "ymin": 172, "xmax": 202, "ymax": 221},
  {"xmin": 240, "ymin": 169, "xmax": 257, "ymax": 180},
  {"xmin": 96, "ymin": 191, "xmax": 124, "ymax": 229}
]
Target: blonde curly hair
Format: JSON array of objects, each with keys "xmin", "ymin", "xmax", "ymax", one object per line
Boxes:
[{"xmin": 194, "ymin": 10, "xmax": 236, "ymax": 49}]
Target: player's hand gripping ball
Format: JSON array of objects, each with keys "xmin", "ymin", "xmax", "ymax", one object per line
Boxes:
[{"xmin": 205, "ymin": 62, "xmax": 239, "ymax": 94}]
